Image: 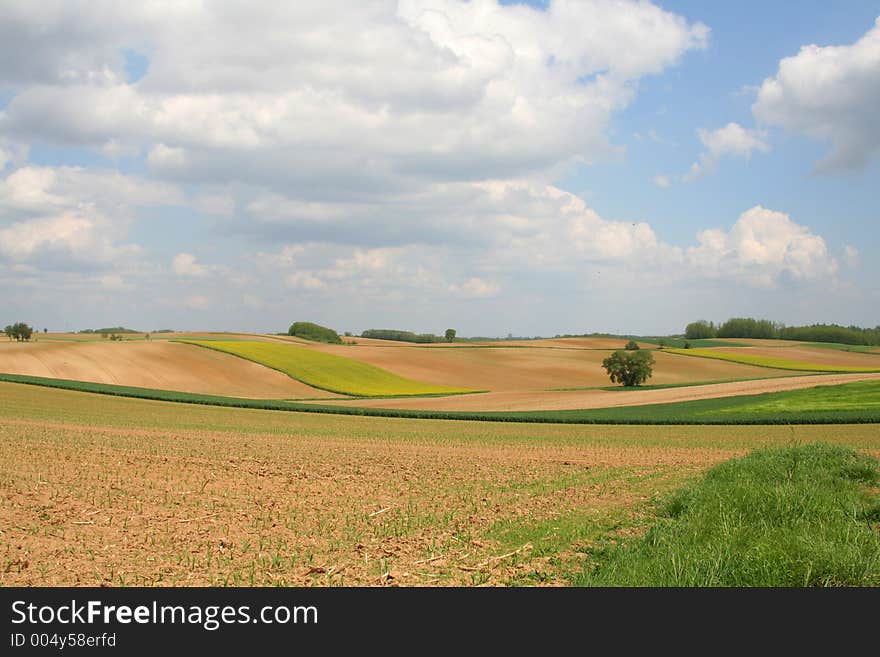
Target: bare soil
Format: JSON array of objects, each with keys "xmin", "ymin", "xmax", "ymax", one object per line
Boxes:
[{"xmin": 0, "ymin": 341, "xmax": 337, "ymax": 399}]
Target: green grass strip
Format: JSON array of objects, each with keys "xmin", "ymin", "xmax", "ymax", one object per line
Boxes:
[
  {"xmin": 2, "ymin": 372, "xmax": 880, "ymax": 425},
  {"xmin": 638, "ymin": 338, "xmax": 750, "ymax": 348},
  {"xmin": 178, "ymin": 339, "xmax": 477, "ymax": 397},
  {"xmin": 576, "ymin": 443, "xmax": 880, "ymax": 586},
  {"xmin": 551, "ymin": 374, "xmax": 816, "ymax": 392},
  {"xmin": 666, "ymin": 348, "xmax": 880, "ymax": 373}
]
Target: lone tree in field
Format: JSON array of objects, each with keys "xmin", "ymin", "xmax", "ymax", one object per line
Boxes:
[
  {"xmin": 602, "ymin": 350, "xmax": 655, "ymax": 387},
  {"xmin": 624, "ymin": 340, "xmax": 640, "ymax": 350},
  {"xmin": 445, "ymin": 328, "xmax": 456, "ymax": 343}
]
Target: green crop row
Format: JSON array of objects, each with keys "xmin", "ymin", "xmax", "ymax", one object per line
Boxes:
[{"xmin": 2, "ymin": 372, "xmax": 880, "ymax": 425}]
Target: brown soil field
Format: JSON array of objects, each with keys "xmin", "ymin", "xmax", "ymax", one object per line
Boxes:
[
  {"xmin": 325, "ymin": 336, "xmax": 652, "ymax": 349},
  {"xmin": 37, "ymin": 331, "xmax": 298, "ymax": 343},
  {"xmin": 710, "ymin": 345, "xmax": 880, "ymax": 367},
  {"xmin": 314, "ymin": 372, "xmax": 880, "ymax": 412},
  {"xmin": 309, "ymin": 343, "xmax": 796, "ymax": 392},
  {"xmin": 473, "ymin": 337, "xmax": 655, "ymax": 349},
  {"xmin": 0, "ymin": 341, "xmax": 337, "ymax": 399},
  {"xmin": 2, "ymin": 381, "xmax": 877, "ymax": 587}
]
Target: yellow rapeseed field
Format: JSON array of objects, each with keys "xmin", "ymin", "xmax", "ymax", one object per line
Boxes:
[{"xmin": 181, "ymin": 340, "xmax": 477, "ymax": 397}]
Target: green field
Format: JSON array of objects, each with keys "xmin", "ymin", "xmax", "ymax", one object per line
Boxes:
[
  {"xmin": 2, "ymin": 380, "xmax": 878, "ymax": 587},
  {"xmin": 666, "ymin": 348, "xmax": 880, "ymax": 373},
  {"xmin": 639, "ymin": 338, "xmax": 750, "ymax": 348},
  {"xmin": 578, "ymin": 443, "xmax": 880, "ymax": 586},
  {"xmin": 179, "ymin": 340, "xmax": 477, "ymax": 397},
  {"xmin": 4, "ymin": 371, "xmax": 880, "ymax": 424}
]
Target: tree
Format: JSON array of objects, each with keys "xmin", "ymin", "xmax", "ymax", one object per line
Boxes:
[
  {"xmin": 602, "ymin": 350, "xmax": 655, "ymax": 387},
  {"xmin": 8, "ymin": 322, "xmax": 34, "ymax": 341},
  {"xmin": 445, "ymin": 328, "xmax": 456, "ymax": 343},
  {"xmin": 624, "ymin": 340, "xmax": 640, "ymax": 351},
  {"xmin": 288, "ymin": 321, "xmax": 342, "ymax": 344},
  {"xmin": 3, "ymin": 325, "xmax": 12, "ymax": 340},
  {"xmin": 685, "ymin": 320, "xmax": 716, "ymax": 340}
]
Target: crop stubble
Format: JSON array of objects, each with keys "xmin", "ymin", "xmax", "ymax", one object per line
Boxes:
[{"xmin": 2, "ymin": 383, "xmax": 878, "ymax": 587}]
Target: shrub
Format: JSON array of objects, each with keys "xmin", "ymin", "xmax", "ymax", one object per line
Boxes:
[
  {"xmin": 288, "ymin": 321, "xmax": 342, "ymax": 344},
  {"xmin": 624, "ymin": 340, "xmax": 640, "ymax": 351}
]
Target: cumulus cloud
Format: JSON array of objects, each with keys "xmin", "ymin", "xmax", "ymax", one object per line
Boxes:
[
  {"xmin": 753, "ymin": 17, "xmax": 880, "ymax": 172},
  {"xmin": 185, "ymin": 294, "xmax": 209, "ymax": 310},
  {"xmin": 684, "ymin": 122, "xmax": 769, "ymax": 181},
  {"xmin": 844, "ymin": 245, "xmax": 860, "ymax": 268},
  {"xmin": 653, "ymin": 174, "xmax": 670, "ymax": 188},
  {"xmin": 449, "ymin": 277, "xmax": 500, "ymax": 298},
  {"xmin": 687, "ymin": 205, "xmax": 837, "ymax": 287},
  {"xmin": 0, "ymin": 1, "xmax": 708, "ymax": 194},
  {"xmin": 285, "ymin": 271, "xmax": 326, "ymax": 290},
  {"xmin": 0, "ymin": 165, "xmax": 181, "ymax": 270},
  {"xmin": 254, "ymin": 183, "xmax": 836, "ymax": 299},
  {"xmin": 171, "ymin": 253, "xmax": 206, "ymax": 277},
  {"xmin": 1, "ymin": 2, "xmax": 854, "ymax": 333}
]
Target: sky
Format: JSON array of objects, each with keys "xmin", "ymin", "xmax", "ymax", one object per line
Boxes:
[{"xmin": 1, "ymin": 0, "xmax": 878, "ymax": 336}]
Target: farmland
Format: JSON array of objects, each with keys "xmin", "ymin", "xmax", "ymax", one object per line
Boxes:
[
  {"xmin": 665, "ymin": 347, "xmax": 880, "ymax": 373},
  {"xmin": 1, "ymin": 382, "xmax": 878, "ymax": 587},
  {"xmin": 180, "ymin": 340, "xmax": 477, "ymax": 397},
  {"xmin": 307, "ymin": 340, "xmax": 799, "ymax": 392},
  {"xmin": 2, "ymin": 332, "xmax": 879, "ymax": 587},
  {"xmin": 0, "ymin": 340, "xmax": 337, "ymax": 399}
]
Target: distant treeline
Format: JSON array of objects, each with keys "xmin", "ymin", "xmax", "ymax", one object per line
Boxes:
[
  {"xmin": 79, "ymin": 327, "xmax": 140, "ymax": 334},
  {"xmin": 685, "ymin": 318, "xmax": 880, "ymax": 346},
  {"xmin": 360, "ymin": 329, "xmax": 444, "ymax": 343}
]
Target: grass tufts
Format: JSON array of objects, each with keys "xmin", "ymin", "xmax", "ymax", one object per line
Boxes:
[{"xmin": 577, "ymin": 443, "xmax": 880, "ymax": 586}]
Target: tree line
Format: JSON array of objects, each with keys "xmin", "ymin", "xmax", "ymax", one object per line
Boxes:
[
  {"xmin": 360, "ymin": 329, "xmax": 457, "ymax": 343},
  {"xmin": 685, "ymin": 318, "xmax": 880, "ymax": 346}
]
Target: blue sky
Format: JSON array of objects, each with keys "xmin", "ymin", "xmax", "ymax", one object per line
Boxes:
[{"xmin": 1, "ymin": 1, "xmax": 877, "ymax": 336}]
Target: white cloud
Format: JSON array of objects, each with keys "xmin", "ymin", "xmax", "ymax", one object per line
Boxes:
[
  {"xmin": 185, "ymin": 295, "xmax": 209, "ymax": 310},
  {"xmin": 449, "ymin": 277, "xmax": 500, "ymax": 298},
  {"xmin": 844, "ymin": 245, "xmax": 860, "ymax": 268},
  {"xmin": 253, "ymin": 184, "xmax": 836, "ymax": 298},
  {"xmin": 753, "ymin": 17, "xmax": 880, "ymax": 172},
  {"xmin": 0, "ymin": 1, "xmax": 708, "ymax": 193},
  {"xmin": 193, "ymin": 192, "xmax": 234, "ymax": 216},
  {"xmin": 653, "ymin": 174, "xmax": 670, "ymax": 188},
  {"xmin": 146, "ymin": 143, "xmax": 187, "ymax": 171},
  {"xmin": 285, "ymin": 271, "xmax": 326, "ymax": 290},
  {"xmin": 0, "ymin": 165, "xmax": 180, "ymax": 270},
  {"xmin": 687, "ymin": 206, "xmax": 837, "ymax": 287},
  {"xmin": 171, "ymin": 253, "xmax": 206, "ymax": 277},
  {"xmin": 684, "ymin": 122, "xmax": 769, "ymax": 181},
  {"xmin": 99, "ymin": 274, "xmax": 128, "ymax": 290}
]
